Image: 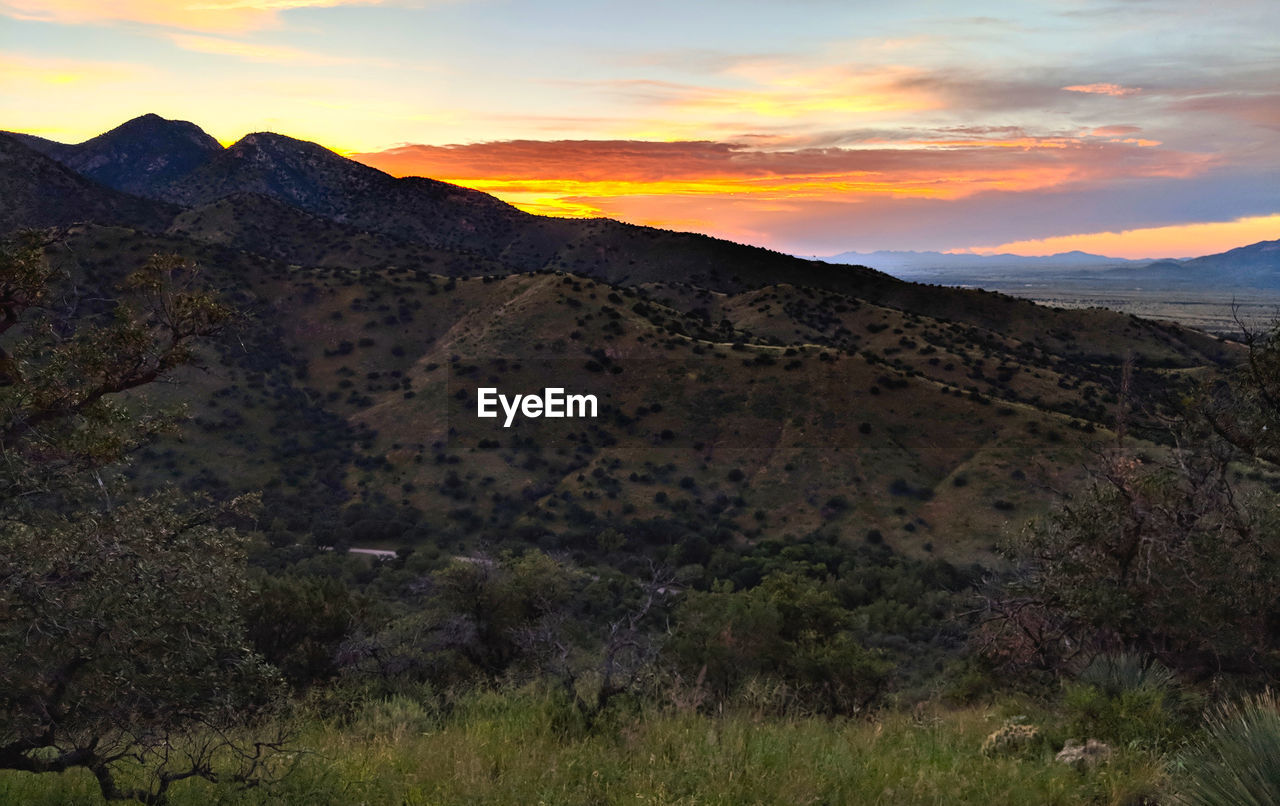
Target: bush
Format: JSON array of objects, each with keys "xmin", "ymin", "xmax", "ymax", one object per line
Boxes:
[
  {"xmin": 981, "ymin": 720, "xmax": 1042, "ymax": 757},
  {"xmin": 1062, "ymin": 653, "xmax": 1197, "ymax": 750},
  {"xmin": 668, "ymin": 574, "xmax": 891, "ymax": 715},
  {"xmin": 351, "ymin": 694, "xmax": 440, "ymax": 742}
]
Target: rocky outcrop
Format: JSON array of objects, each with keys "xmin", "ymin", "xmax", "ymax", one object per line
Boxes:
[{"xmin": 1055, "ymin": 739, "xmax": 1112, "ymax": 769}]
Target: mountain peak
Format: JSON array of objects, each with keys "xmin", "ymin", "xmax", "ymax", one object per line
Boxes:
[
  {"xmin": 32, "ymin": 113, "xmax": 225, "ymax": 197},
  {"xmin": 111, "ymin": 112, "xmax": 209, "ymax": 136},
  {"xmin": 93, "ymin": 113, "xmax": 222, "ymax": 155},
  {"xmin": 227, "ymin": 131, "xmax": 357, "ymax": 164}
]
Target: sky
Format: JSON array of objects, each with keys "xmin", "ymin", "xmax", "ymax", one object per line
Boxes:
[{"xmin": 2, "ymin": 0, "xmax": 1278, "ymax": 258}]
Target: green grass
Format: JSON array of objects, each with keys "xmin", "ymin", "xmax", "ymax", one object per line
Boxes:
[{"xmin": 0, "ymin": 690, "xmax": 1167, "ymax": 805}]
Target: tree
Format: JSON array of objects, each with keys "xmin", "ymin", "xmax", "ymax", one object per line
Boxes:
[
  {"xmin": 985, "ymin": 337, "xmax": 1280, "ymax": 679},
  {"xmin": 516, "ymin": 564, "xmax": 676, "ymax": 725},
  {"xmin": 337, "ymin": 551, "xmax": 576, "ymax": 692},
  {"xmin": 669, "ymin": 572, "xmax": 891, "ymax": 714},
  {"xmin": 244, "ymin": 573, "xmax": 358, "ymax": 689},
  {"xmin": 0, "ymin": 234, "xmax": 283, "ymax": 804}
]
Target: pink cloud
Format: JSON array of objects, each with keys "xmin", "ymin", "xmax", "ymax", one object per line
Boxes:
[{"xmin": 1089, "ymin": 125, "xmax": 1142, "ymax": 136}]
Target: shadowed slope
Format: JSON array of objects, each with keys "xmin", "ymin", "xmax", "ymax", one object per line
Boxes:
[{"xmin": 0, "ymin": 134, "xmax": 176, "ymax": 233}]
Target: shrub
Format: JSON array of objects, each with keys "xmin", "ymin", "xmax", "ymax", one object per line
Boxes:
[
  {"xmin": 668, "ymin": 574, "xmax": 891, "ymax": 715},
  {"xmin": 1078, "ymin": 652, "xmax": 1176, "ymax": 698},
  {"xmin": 981, "ymin": 720, "xmax": 1041, "ymax": 757},
  {"xmin": 1063, "ymin": 653, "xmax": 1197, "ymax": 750},
  {"xmin": 1174, "ymin": 690, "xmax": 1280, "ymax": 806},
  {"xmin": 351, "ymin": 694, "xmax": 439, "ymax": 742}
]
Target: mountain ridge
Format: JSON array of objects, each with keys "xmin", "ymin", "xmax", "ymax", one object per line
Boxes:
[
  {"xmin": 826, "ymin": 242, "xmax": 1280, "ymax": 288},
  {"xmin": 2, "ymin": 115, "xmax": 1242, "ymax": 354},
  {"xmin": 15, "ymin": 115, "xmax": 1274, "ymax": 293},
  {"xmin": 823, "ymin": 249, "xmax": 1153, "ymax": 272}
]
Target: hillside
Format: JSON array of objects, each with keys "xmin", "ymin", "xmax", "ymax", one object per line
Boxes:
[
  {"xmin": 1, "ymin": 115, "xmax": 1245, "ymax": 565},
  {"xmin": 0, "ymin": 134, "xmax": 175, "ymax": 233}
]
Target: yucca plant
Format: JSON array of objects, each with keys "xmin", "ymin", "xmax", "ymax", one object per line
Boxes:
[
  {"xmin": 1065, "ymin": 652, "xmax": 1193, "ymax": 750},
  {"xmin": 1078, "ymin": 652, "xmax": 1176, "ymax": 697},
  {"xmin": 1175, "ymin": 690, "xmax": 1280, "ymax": 806}
]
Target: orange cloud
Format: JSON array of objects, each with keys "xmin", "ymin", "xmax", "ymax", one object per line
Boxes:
[
  {"xmin": 1063, "ymin": 82, "xmax": 1141, "ymax": 96},
  {"xmin": 0, "ymin": 0, "xmax": 385, "ymax": 32},
  {"xmin": 351, "ymin": 135, "xmax": 1209, "ymax": 222},
  {"xmin": 965, "ymin": 214, "xmax": 1280, "ymax": 260}
]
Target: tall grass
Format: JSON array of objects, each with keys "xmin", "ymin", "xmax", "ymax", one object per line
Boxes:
[
  {"xmin": 0, "ymin": 688, "xmax": 1165, "ymax": 805},
  {"xmin": 1174, "ymin": 690, "xmax": 1280, "ymax": 806}
]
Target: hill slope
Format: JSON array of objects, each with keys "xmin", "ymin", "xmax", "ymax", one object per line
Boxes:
[{"xmin": 0, "ymin": 134, "xmax": 175, "ymax": 233}]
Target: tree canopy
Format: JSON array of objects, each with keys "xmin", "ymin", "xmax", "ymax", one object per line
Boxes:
[{"xmin": 0, "ymin": 233, "xmax": 282, "ymax": 805}]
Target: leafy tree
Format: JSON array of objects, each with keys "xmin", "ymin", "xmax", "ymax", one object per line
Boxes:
[
  {"xmin": 0, "ymin": 235, "xmax": 283, "ymax": 804},
  {"xmin": 338, "ymin": 551, "xmax": 576, "ymax": 691},
  {"xmin": 244, "ymin": 573, "xmax": 358, "ymax": 688},
  {"xmin": 669, "ymin": 573, "xmax": 891, "ymax": 714}
]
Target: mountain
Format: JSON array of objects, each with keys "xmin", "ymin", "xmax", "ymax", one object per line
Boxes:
[
  {"xmin": 1077, "ymin": 239, "xmax": 1280, "ymax": 289},
  {"xmin": 158, "ymin": 130, "xmax": 533, "ymax": 256},
  {"xmin": 1159, "ymin": 238, "xmax": 1280, "ymax": 285},
  {"xmin": 15, "ymin": 116, "xmax": 874, "ymax": 287},
  {"xmin": 829, "ymin": 241, "xmax": 1280, "ymax": 291},
  {"xmin": 0, "ymin": 115, "xmax": 1244, "ymax": 562},
  {"xmin": 1183, "ymin": 238, "xmax": 1280, "ymax": 272},
  {"xmin": 823, "ymin": 249, "xmax": 1149, "ymax": 275},
  {"xmin": 5, "ymin": 130, "xmax": 80, "ymax": 163},
  {"xmin": 5, "ymin": 113, "xmax": 222, "ymax": 198}
]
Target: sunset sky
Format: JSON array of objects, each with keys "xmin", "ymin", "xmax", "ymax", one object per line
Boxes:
[{"xmin": 2, "ymin": 0, "xmax": 1277, "ymax": 258}]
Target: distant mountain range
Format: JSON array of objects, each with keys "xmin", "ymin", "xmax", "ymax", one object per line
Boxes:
[
  {"xmin": 1096, "ymin": 239, "xmax": 1280, "ymax": 287},
  {"xmin": 824, "ymin": 241, "xmax": 1280, "ymax": 289},
  {"xmin": 821, "ymin": 249, "xmax": 1150, "ymax": 273}
]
